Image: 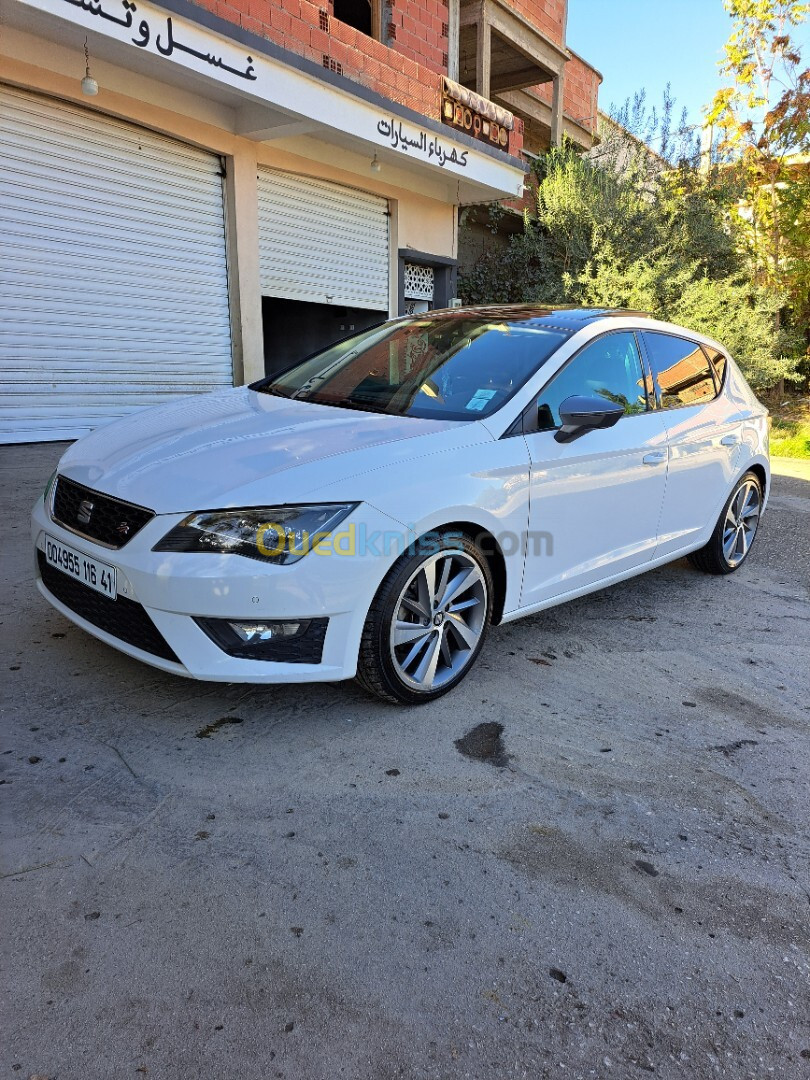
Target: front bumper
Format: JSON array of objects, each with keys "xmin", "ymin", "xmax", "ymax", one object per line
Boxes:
[{"xmin": 32, "ymin": 494, "xmax": 403, "ymax": 683}]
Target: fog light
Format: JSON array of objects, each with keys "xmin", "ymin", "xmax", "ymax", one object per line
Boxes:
[
  {"xmin": 194, "ymin": 615, "xmax": 328, "ymax": 663},
  {"xmin": 229, "ymin": 621, "xmax": 302, "ymax": 643}
]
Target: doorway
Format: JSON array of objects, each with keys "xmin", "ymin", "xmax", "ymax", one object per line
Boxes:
[{"xmin": 261, "ymin": 297, "xmax": 388, "ymax": 378}]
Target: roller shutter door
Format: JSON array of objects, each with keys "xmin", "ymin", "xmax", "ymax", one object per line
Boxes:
[
  {"xmin": 0, "ymin": 86, "xmax": 233, "ymax": 444},
  {"xmin": 257, "ymin": 167, "xmax": 389, "ymax": 311}
]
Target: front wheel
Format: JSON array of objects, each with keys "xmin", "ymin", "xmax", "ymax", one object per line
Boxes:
[
  {"xmin": 356, "ymin": 534, "xmax": 493, "ymax": 704},
  {"xmin": 688, "ymin": 471, "xmax": 763, "ymax": 575}
]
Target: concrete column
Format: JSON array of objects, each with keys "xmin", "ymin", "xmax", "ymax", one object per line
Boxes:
[
  {"xmin": 475, "ymin": 9, "xmax": 491, "ymax": 100},
  {"xmin": 223, "ymin": 146, "xmax": 264, "ymax": 384},
  {"xmin": 387, "ymin": 197, "xmax": 399, "ymax": 318},
  {"xmin": 551, "ymin": 70, "xmax": 564, "ymax": 147},
  {"xmin": 446, "ymin": 0, "xmax": 460, "ymax": 81}
]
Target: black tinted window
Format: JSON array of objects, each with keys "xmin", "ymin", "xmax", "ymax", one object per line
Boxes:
[
  {"xmin": 643, "ymin": 332, "xmax": 718, "ymax": 409},
  {"xmin": 536, "ymin": 332, "xmax": 648, "ymax": 430}
]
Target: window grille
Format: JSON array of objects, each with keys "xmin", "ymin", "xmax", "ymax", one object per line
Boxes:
[{"xmin": 403, "ymin": 263, "xmax": 434, "ymax": 301}]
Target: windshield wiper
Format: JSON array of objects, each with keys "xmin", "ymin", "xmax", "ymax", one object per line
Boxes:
[
  {"xmin": 308, "ymin": 397, "xmax": 394, "ymax": 416},
  {"xmin": 253, "ymin": 385, "xmax": 293, "ymax": 398}
]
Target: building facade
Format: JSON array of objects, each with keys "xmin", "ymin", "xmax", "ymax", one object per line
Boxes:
[
  {"xmin": 455, "ymin": 0, "xmax": 602, "ymax": 274},
  {"xmin": 0, "ymin": 0, "xmax": 599, "ymax": 443}
]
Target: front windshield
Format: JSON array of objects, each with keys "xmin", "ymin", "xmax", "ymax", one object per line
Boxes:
[{"xmin": 252, "ymin": 314, "xmax": 571, "ymax": 421}]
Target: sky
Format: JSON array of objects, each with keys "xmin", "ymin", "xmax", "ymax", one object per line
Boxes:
[{"xmin": 566, "ymin": 0, "xmax": 810, "ymax": 138}]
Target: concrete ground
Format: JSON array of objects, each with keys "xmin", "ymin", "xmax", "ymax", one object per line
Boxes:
[{"xmin": 2, "ymin": 443, "xmax": 809, "ymax": 1080}]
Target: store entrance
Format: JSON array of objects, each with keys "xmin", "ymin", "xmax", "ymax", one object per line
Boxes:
[{"xmin": 261, "ymin": 297, "xmax": 388, "ymax": 378}]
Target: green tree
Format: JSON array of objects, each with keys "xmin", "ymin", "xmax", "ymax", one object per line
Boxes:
[
  {"xmin": 577, "ymin": 252, "xmax": 802, "ymax": 389},
  {"xmin": 707, "ymin": 0, "xmax": 810, "ymax": 338},
  {"xmin": 458, "ymin": 135, "xmax": 800, "ymax": 388}
]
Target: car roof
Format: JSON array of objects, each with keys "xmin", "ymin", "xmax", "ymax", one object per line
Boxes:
[
  {"xmin": 425, "ymin": 304, "xmax": 652, "ymax": 329},
  {"xmin": 418, "ymin": 306, "xmax": 733, "ymax": 364}
]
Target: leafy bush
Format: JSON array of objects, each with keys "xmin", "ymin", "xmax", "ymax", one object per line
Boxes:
[
  {"xmin": 671, "ymin": 277, "xmax": 802, "ymax": 390},
  {"xmin": 578, "ymin": 254, "xmax": 802, "ymax": 389}
]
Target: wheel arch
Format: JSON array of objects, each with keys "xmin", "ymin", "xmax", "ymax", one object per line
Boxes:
[
  {"xmin": 747, "ymin": 461, "xmax": 768, "ymax": 499},
  {"xmin": 709, "ymin": 457, "xmax": 769, "ymax": 526},
  {"xmin": 430, "ymin": 520, "xmax": 509, "ymax": 626}
]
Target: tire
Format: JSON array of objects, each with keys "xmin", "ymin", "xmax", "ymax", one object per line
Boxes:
[
  {"xmin": 688, "ymin": 470, "xmax": 763, "ymax": 575},
  {"xmin": 356, "ymin": 532, "xmax": 494, "ymax": 704}
]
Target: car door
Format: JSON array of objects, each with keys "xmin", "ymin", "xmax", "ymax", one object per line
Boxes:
[
  {"xmin": 519, "ymin": 330, "xmax": 669, "ymax": 609},
  {"xmin": 639, "ymin": 332, "xmax": 743, "ymax": 559}
]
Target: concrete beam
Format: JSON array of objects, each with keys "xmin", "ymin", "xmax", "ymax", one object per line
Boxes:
[
  {"xmin": 485, "ymin": 1, "xmax": 568, "ymax": 75},
  {"xmin": 235, "ymin": 106, "xmax": 321, "ymax": 141},
  {"xmin": 490, "ymin": 66, "xmax": 551, "ymax": 94},
  {"xmin": 497, "ymin": 86, "xmax": 597, "ymax": 150}
]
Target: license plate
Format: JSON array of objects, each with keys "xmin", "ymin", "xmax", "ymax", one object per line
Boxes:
[{"xmin": 44, "ymin": 535, "xmax": 117, "ymax": 600}]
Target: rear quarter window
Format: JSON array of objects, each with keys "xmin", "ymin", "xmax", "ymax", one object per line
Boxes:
[
  {"xmin": 642, "ymin": 332, "xmax": 719, "ymax": 409},
  {"xmin": 702, "ymin": 345, "xmax": 728, "ymax": 390}
]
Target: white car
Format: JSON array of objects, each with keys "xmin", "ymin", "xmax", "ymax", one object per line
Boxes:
[{"xmin": 32, "ymin": 306, "xmax": 769, "ymax": 703}]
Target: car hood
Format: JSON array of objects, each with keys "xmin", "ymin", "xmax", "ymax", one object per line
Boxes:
[{"xmin": 56, "ymin": 387, "xmax": 482, "ymax": 513}]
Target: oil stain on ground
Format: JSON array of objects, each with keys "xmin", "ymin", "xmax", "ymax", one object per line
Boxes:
[
  {"xmin": 455, "ymin": 722, "xmax": 510, "ymax": 767},
  {"xmin": 195, "ymin": 716, "xmax": 245, "ymax": 739}
]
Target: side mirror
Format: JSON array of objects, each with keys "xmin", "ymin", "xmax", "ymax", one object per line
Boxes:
[{"xmin": 554, "ymin": 395, "xmax": 625, "ymax": 443}]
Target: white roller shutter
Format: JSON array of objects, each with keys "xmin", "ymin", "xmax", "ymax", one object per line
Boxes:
[
  {"xmin": 0, "ymin": 86, "xmax": 233, "ymax": 444},
  {"xmin": 257, "ymin": 167, "xmax": 389, "ymax": 311}
]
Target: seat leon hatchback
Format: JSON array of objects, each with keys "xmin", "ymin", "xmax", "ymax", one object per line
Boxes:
[{"xmin": 33, "ymin": 306, "xmax": 770, "ymax": 703}]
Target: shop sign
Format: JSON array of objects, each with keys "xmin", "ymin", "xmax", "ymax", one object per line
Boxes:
[
  {"xmin": 442, "ymin": 95, "xmax": 509, "ymax": 149},
  {"xmin": 376, "ymin": 116, "xmax": 469, "ymax": 168},
  {"xmin": 62, "ymin": 0, "xmax": 257, "ymax": 79}
]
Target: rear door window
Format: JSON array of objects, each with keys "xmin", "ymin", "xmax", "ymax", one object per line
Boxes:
[{"xmin": 642, "ymin": 332, "xmax": 718, "ymax": 409}]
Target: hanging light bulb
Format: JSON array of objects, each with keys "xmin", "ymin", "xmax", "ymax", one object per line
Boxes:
[
  {"xmin": 370, "ymin": 153, "xmax": 381, "ymax": 174},
  {"xmin": 81, "ymin": 37, "xmax": 98, "ymax": 96}
]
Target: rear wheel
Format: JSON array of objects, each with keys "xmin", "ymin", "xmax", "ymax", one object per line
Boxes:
[
  {"xmin": 356, "ymin": 534, "xmax": 493, "ymax": 704},
  {"xmin": 688, "ymin": 471, "xmax": 763, "ymax": 575}
]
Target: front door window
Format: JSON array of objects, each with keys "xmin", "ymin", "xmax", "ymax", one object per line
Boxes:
[{"xmin": 536, "ymin": 331, "xmax": 650, "ymax": 430}]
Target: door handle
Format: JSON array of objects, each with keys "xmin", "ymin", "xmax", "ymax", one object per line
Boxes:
[
  {"xmin": 720, "ymin": 434, "xmax": 740, "ymax": 446},
  {"xmin": 642, "ymin": 451, "xmax": 667, "ymax": 465}
]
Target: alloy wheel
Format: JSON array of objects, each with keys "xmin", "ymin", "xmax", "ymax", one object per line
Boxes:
[
  {"xmin": 722, "ymin": 479, "xmax": 761, "ymax": 568},
  {"xmin": 389, "ymin": 549, "xmax": 488, "ymax": 692}
]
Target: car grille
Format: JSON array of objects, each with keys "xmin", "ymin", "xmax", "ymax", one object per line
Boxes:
[
  {"xmin": 52, "ymin": 476, "xmax": 154, "ymax": 548},
  {"xmin": 38, "ymin": 552, "xmax": 180, "ymax": 664}
]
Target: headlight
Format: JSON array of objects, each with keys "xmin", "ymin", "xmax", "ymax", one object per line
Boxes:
[{"xmin": 153, "ymin": 504, "xmax": 357, "ymax": 565}]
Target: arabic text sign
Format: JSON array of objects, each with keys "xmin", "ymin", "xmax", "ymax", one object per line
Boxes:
[
  {"xmin": 376, "ymin": 117, "xmax": 468, "ymax": 169},
  {"xmin": 44, "ymin": 0, "xmax": 523, "ymax": 190},
  {"xmin": 63, "ymin": 0, "xmax": 256, "ymax": 80}
]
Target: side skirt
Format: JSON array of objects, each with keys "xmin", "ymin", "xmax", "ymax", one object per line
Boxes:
[{"xmin": 499, "ymin": 540, "xmax": 709, "ymax": 625}]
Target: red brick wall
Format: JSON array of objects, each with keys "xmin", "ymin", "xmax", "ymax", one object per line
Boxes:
[
  {"xmin": 507, "ymin": 0, "xmax": 566, "ymax": 46},
  {"xmin": 190, "ymin": 0, "xmax": 435, "ymax": 117},
  {"xmin": 562, "ymin": 52, "xmax": 599, "ymax": 135},
  {"xmin": 534, "ymin": 52, "xmax": 600, "ymax": 138},
  {"xmin": 387, "ymin": 0, "xmax": 449, "ymax": 75}
]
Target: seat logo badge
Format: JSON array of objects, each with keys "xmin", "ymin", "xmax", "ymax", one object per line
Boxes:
[{"xmin": 77, "ymin": 499, "xmax": 94, "ymax": 525}]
